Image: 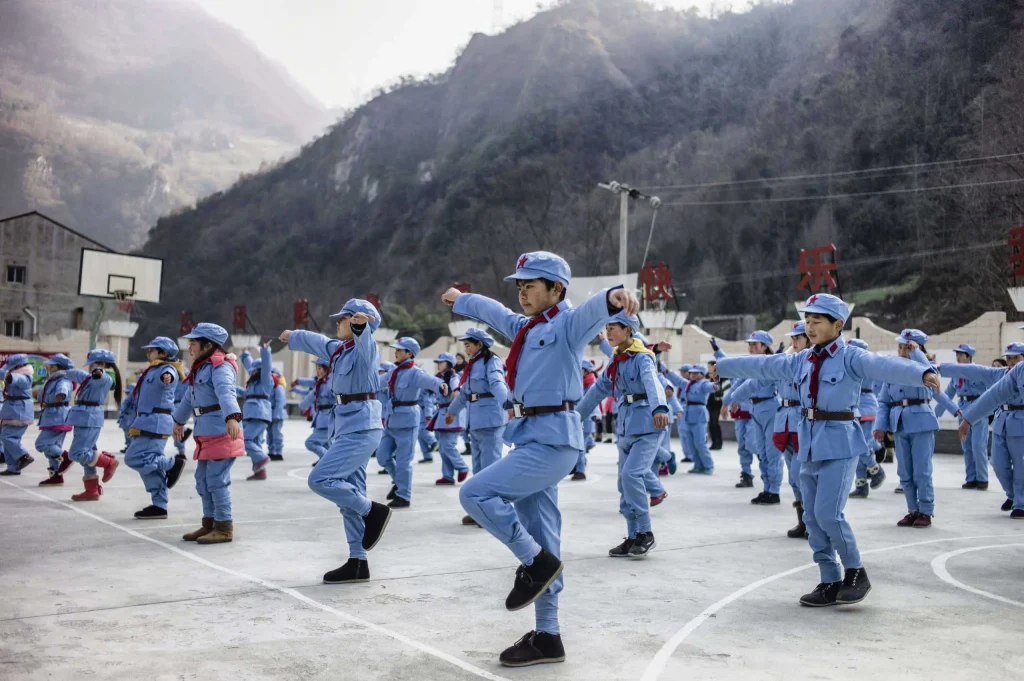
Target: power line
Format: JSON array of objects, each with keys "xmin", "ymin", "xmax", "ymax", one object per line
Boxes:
[
  {"xmin": 638, "ymin": 151, "xmax": 1024, "ymax": 192},
  {"xmin": 661, "ymin": 177, "xmax": 1024, "ymax": 207}
]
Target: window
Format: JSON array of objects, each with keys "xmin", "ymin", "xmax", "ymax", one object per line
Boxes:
[
  {"xmin": 4, "ymin": 320, "xmax": 23, "ymax": 338},
  {"xmin": 6, "ymin": 265, "xmax": 25, "ymax": 284}
]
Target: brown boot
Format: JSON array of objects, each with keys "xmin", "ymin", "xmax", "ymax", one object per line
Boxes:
[
  {"xmin": 95, "ymin": 451, "xmax": 119, "ymax": 483},
  {"xmin": 183, "ymin": 517, "xmax": 214, "ymax": 541},
  {"xmin": 196, "ymin": 520, "xmax": 233, "ymax": 544},
  {"xmin": 71, "ymin": 476, "xmax": 102, "ymax": 501}
]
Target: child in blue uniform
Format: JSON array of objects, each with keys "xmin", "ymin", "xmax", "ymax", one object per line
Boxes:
[
  {"xmin": 846, "ymin": 338, "xmax": 887, "ymax": 499},
  {"xmin": 0, "ymin": 354, "xmax": 37, "ymax": 475},
  {"xmin": 777, "ymin": 322, "xmax": 809, "ymax": 537},
  {"xmin": 578, "ymin": 311, "xmax": 669, "ymax": 558},
  {"xmin": 937, "ymin": 343, "xmax": 990, "ymax": 490},
  {"xmin": 35, "ymin": 354, "xmax": 75, "ymax": 485},
  {"xmin": 417, "ymin": 389, "xmax": 438, "ymax": 463},
  {"xmin": 294, "ymin": 357, "xmax": 333, "ymax": 466},
  {"xmin": 947, "ymin": 342, "xmax": 1024, "ymax": 515},
  {"xmin": 442, "ymin": 250, "xmax": 637, "ymax": 666},
  {"xmin": 574, "ymin": 358, "xmax": 600, "ymax": 480},
  {"xmin": 125, "ymin": 336, "xmax": 188, "ymax": 519},
  {"xmin": 677, "ymin": 364, "xmax": 716, "ymax": 474},
  {"xmin": 117, "ymin": 384, "xmax": 136, "ymax": 453},
  {"xmin": 377, "ymin": 337, "xmax": 446, "ymax": 508},
  {"xmin": 652, "ymin": 377, "xmax": 682, "ymax": 477},
  {"xmin": 238, "ymin": 344, "xmax": 274, "ymax": 480},
  {"xmin": 65, "ymin": 350, "xmax": 123, "ymax": 500},
  {"xmin": 171, "ymin": 374, "xmax": 191, "ymax": 459},
  {"xmin": 431, "ymin": 352, "xmax": 469, "ymax": 487},
  {"xmin": 874, "ymin": 330, "xmax": 960, "ymax": 528},
  {"xmin": 283, "ymin": 301, "xmax": 393, "ymax": 582},
  {"xmin": 173, "ymin": 323, "xmax": 245, "ymax": 544},
  {"xmin": 716, "ymin": 294, "xmax": 941, "ymax": 607},
  {"xmin": 267, "ymin": 369, "xmax": 288, "ymax": 461}
]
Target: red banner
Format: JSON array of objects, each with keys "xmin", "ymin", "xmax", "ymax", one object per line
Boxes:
[
  {"xmin": 294, "ymin": 299, "xmax": 310, "ymax": 328},
  {"xmin": 797, "ymin": 244, "xmax": 839, "ymax": 292},
  {"xmin": 1009, "ymin": 226, "xmax": 1024, "ymax": 277},
  {"xmin": 232, "ymin": 305, "xmax": 247, "ymax": 332},
  {"xmin": 180, "ymin": 310, "xmax": 195, "ymax": 337},
  {"xmin": 366, "ymin": 293, "xmax": 382, "ymax": 311},
  {"xmin": 640, "ymin": 262, "xmax": 674, "ymax": 302}
]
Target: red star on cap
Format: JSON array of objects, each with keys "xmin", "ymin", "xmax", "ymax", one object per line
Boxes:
[
  {"xmin": 808, "ymin": 295, "xmax": 818, "ymax": 304},
  {"xmin": 904, "ymin": 331, "xmax": 912, "ymax": 338},
  {"xmin": 1009, "ymin": 345, "xmax": 1014, "ymax": 350},
  {"xmin": 517, "ymin": 255, "xmax": 528, "ymax": 269},
  {"xmin": 793, "ymin": 323, "xmax": 799, "ymax": 329}
]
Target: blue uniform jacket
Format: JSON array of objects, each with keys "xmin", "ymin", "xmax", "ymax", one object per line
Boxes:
[
  {"xmin": 876, "ymin": 349, "xmax": 959, "ymax": 434},
  {"xmin": 172, "ymin": 358, "xmax": 242, "ymax": 436},
  {"xmin": 38, "ymin": 371, "xmax": 73, "ymax": 428},
  {"xmin": 287, "ymin": 328, "xmax": 382, "ymax": 436},
  {"xmin": 66, "ymin": 369, "xmax": 114, "ymax": 428},
  {"xmin": 716, "ymin": 350, "xmax": 755, "ymax": 416},
  {"xmin": 117, "ymin": 389, "xmax": 136, "ymax": 429},
  {"xmin": 716, "ymin": 335, "xmax": 932, "ymax": 462},
  {"xmin": 381, "ymin": 360, "xmax": 443, "ymax": 430},
  {"xmin": 0, "ymin": 370, "xmax": 34, "ymax": 421},
  {"xmin": 662, "ymin": 379, "xmax": 683, "ymax": 424},
  {"xmin": 448, "ymin": 352, "xmax": 509, "ymax": 430},
  {"xmin": 954, "ymin": 364, "xmax": 1024, "ymax": 436},
  {"xmin": 238, "ymin": 346, "xmax": 273, "ymax": 422},
  {"xmin": 775, "ymin": 371, "xmax": 802, "ymax": 432},
  {"xmin": 856, "ymin": 381, "xmax": 881, "ymax": 420},
  {"xmin": 577, "ymin": 350, "xmax": 667, "ymax": 437},
  {"xmin": 452, "ymin": 288, "xmax": 616, "ymax": 450},
  {"xmin": 433, "ymin": 370, "xmax": 465, "ymax": 431},
  {"xmin": 131, "ymin": 364, "xmax": 179, "ymax": 435},
  {"xmin": 679, "ymin": 378, "xmax": 716, "ymax": 425}
]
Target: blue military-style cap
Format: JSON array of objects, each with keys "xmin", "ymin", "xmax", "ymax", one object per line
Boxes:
[
  {"xmin": 847, "ymin": 338, "xmax": 869, "ymax": 350},
  {"xmin": 1004, "ymin": 343, "xmax": 1024, "ymax": 357},
  {"xmin": 4, "ymin": 353, "xmax": 29, "ymax": 368},
  {"xmin": 314, "ymin": 357, "xmax": 330, "ymax": 367},
  {"xmin": 786, "ymin": 321, "xmax": 807, "ymax": 337},
  {"xmin": 249, "ymin": 359, "xmax": 263, "ymax": 372},
  {"xmin": 183, "ymin": 322, "xmax": 229, "ymax": 347},
  {"xmin": 746, "ymin": 330, "xmax": 774, "ymax": 346},
  {"xmin": 680, "ymin": 363, "xmax": 692, "ymax": 373},
  {"xmin": 457, "ymin": 328, "xmax": 495, "ymax": 348},
  {"xmin": 896, "ymin": 329, "xmax": 929, "ymax": 346},
  {"xmin": 390, "ymin": 337, "xmax": 421, "ymax": 355},
  {"xmin": 581, "ymin": 358, "xmax": 595, "ymax": 372},
  {"xmin": 434, "ymin": 352, "xmax": 457, "ymax": 365},
  {"xmin": 44, "ymin": 353, "xmax": 73, "ymax": 370},
  {"xmin": 379, "ymin": 361, "xmax": 396, "ymax": 373},
  {"xmin": 142, "ymin": 336, "xmax": 179, "ymax": 359},
  {"xmin": 953, "ymin": 343, "xmax": 976, "ymax": 357},
  {"xmin": 87, "ymin": 349, "xmax": 117, "ymax": 365},
  {"xmin": 329, "ymin": 299, "xmax": 382, "ymax": 332},
  {"xmin": 609, "ymin": 310, "xmax": 641, "ymax": 332},
  {"xmin": 504, "ymin": 251, "xmax": 571, "ymax": 287},
  {"xmin": 690, "ymin": 364, "xmax": 707, "ymax": 375},
  {"xmin": 799, "ymin": 293, "xmax": 851, "ymax": 323}
]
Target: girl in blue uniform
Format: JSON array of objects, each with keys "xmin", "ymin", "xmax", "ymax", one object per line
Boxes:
[
  {"xmin": 238, "ymin": 344, "xmax": 273, "ymax": 480},
  {"xmin": 0, "ymin": 354, "xmax": 37, "ymax": 475},
  {"xmin": 295, "ymin": 357, "xmax": 333, "ymax": 466},
  {"xmin": 677, "ymin": 364, "xmax": 716, "ymax": 474},
  {"xmin": 65, "ymin": 350, "xmax": 123, "ymax": 500},
  {"xmin": 936, "ymin": 343, "xmax": 990, "ymax": 489},
  {"xmin": 117, "ymin": 384, "xmax": 136, "ymax": 453},
  {"xmin": 35, "ymin": 354, "xmax": 75, "ymax": 485},
  {"xmin": 267, "ymin": 369, "xmax": 288, "ymax": 461},
  {"xmin": 431, "ymin": 352, "xmax": 469, "ymax": 487}
]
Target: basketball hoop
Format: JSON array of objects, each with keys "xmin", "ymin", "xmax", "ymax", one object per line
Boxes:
[{"xmin": 113, "ymin": 290, "xmax": 135, "ymax": 314}]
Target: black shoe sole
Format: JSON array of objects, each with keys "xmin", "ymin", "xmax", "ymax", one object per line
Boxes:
[
  {"xmin": 836, "ymin": 585, "xmax": 871, "ymax": 605},
  {"xmin": 608, "ymin": 552, "xmax": 631, "ymax": 558},
  {"xmin": 134, "ymin": 513, "xmax": 168, "ymax": 520},
  {"xmin": 506, "ymin": 562, "xmax": 564, "ymax": 612},
  {"xmin": 629, "ymin": 539, "xmax": 656, "ymax": 558},
  {"xmin": 362, "ymin": 505, "xmax": 393, "ymax": 551},
  {"xmin": 323, "ymin": 575, "xmax": 369, "ymax": 584},
  {"xmin": 500, "ymin": 656, "xmax": 566, "ymax": 668},
  {"xmin": 799, "ymin": 599, "xmax": 838, "ymax": 608}
]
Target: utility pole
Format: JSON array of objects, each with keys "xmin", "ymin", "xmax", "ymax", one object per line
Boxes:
[{"xmin": 598, "ymin": 181, "xmax": 661, "ymax": 276}]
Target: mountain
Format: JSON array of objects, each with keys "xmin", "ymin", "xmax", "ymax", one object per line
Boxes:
[
  {"xmin": 137, "ymin": 0, "xmax": 1024, "ymax": 346},
  {"xmin": 0, "ymin": 0, "xmax": 331, "ymax": 248}
]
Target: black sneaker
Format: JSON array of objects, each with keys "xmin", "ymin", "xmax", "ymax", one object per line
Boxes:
[
  {"xmin": 1011, "ymin": 509, "xmax": 1024, "ymax": 519},
  {"xmin": 387, "ymin": 497, "xmax": 410, "ymax": 509},
  {"xmin": 268, "ymin": 454, "xmax": 284, "ymax": 462},
  {"xmin": 750, "ymin": 492, "xmax": 768, "ymax": 504},
  {"xmin": 761, "ymin": 493, "xmax": 781, "ymax": 505},
  {"xmin": 976, "ymin": 482, "xmax": 989, "ymax": 491},
  {"xmin": 962, "ymin": 481, "xmax": 978, "ymax": 489},
  {"xmin": 629, "ymin": 532, "xmax": 656, "ymax": 558},
  {"xmin": 386, "ymin": 484, "xmax": 397, "ymax": 501},
  {"xmin": 166, "ymin": 454, "xmax": 187, "ymax": 489},
  {"xmin": 1002, "ymin": 498, "xmax": 1014, "ymax": 512},
  {"xmin": 799, "ymin": 581, "xmax": 842, "ymax": 607},
  {"xmin": 505, "ymin": 549, "xmax": 563, "ymax": 612},
  {"xmin": 377, "ymin": 468, "xmax": 388, "ymax": 475},
  {"xmin": 16, "ymin": 454, "xmax": 35, "ymax": 471},
  {"xmin": 417, "ymin": 458, "xmax": 433, "ymax": 464},
  {"xmin": 608, "ymin": 537, "xmax": 634, "ymax": 557},
  {"xmin": 499, "ymin": 630, "xmax": 565, "ymax": 667},
  {"xmin": 836, "ymin": 567, "xmax": 871, "ymax": 604},
  {"xmin": 736, "ymin": 473, "xmax": 754, "ymax": 488},
  {"xmin": 361, "ymin": 501, "xmax": 392, "ymax": 551},
  {"xmin": 134, "ymin": 505, "xmax": 168, "ymax": 519},
  {"xmin": 323, "ymin": 558, "xmax": 369, "ymax": 584}
]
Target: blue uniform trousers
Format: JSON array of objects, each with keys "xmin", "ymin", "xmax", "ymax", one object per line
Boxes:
[
  {"xmin": 469, "ymin": 426, "xmax": 504, "ymax": 474},
  {"xmin": 800, "ymin": 457, "xmax": 862, "ymax": 583},
  {"xmin": 735, "ymin": 418, "xmax": 754, "ymax": 476},
  {"xmin": 749, "ymin": 413, "xmax": 782, "ymax": 493},
  {"xmin": 991, "ymin": 433, "xmax": 1024, "ymax": 510},
  {"xmin": 305, "ymin": 427, "xmax": 330, "ymax": 460},
  {"xmin": 125, "ymin": 436, "xmax": 175, "ymax": 509},
  {"xmin": 961, "ymin": 419, "xmax": 989, "ymax": 483},
  {"xmin": 309, "ymin": 429, "xmax": 383, "ymax": 561},
  {"xmin": 437, "ymin": 430, "xmax": 468, "ymax": 480},
  {"xmin": 418, "ymin": 423, "xmax": 436, "ymax": 460},
  {"xmin": 895, "ymin": 430, "xmax": 935, "ymax": 516},
  {"xmin": 1, "ymin": 424, "xmax": 29, "ymax": 471},
  {"xmin": 783, "ymin": 443, "xmax": 801, "ymax": 502},
  {"xmin": 617, "ymin": 433, "xmax": 660, "ymax": 537},
  {"xmin": 195, "ymin": 458, "xmax": 235, "ymax": 521},
  {"xmin": 68, "ymin": 426, "xmax": 102, "ymax": 476},
  {"xmin": 242, "ymin": 419, "xmax": 270, "ymax": 470},
  {"xmin": 459, "ymin": 441, "xmax": 578, "ymax": 635},
  {"xmin": 377, "ymin": 426, "xmax": 416, "ymax": 501},
  {"xmin": 855, "ymin": 421, "xmax": 882, "ymax": 478},
  {"xmin": 682, "ymin": 422, "xmax": 713, "ymax": 472},
  {"xmin": 268, "ymin": 419, "xmax": 284, "ymax": 456},
  {"xmin": 35, "ymin": 430, "xmax": 68, "ymax": 471}
]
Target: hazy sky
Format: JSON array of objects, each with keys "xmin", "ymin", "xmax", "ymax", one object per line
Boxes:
[{"xmin": 194, "ymin": 0, "xmax": 740, "ymax": 109}]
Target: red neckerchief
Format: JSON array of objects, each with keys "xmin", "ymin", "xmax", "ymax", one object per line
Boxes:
[
  {"xmin": 187, "ymin": 350, "xmax": 237, "ymax": 385},
  {"xmin": 458, "ymin": 351, "xmax": 486, "ymax": 388},
  {"xmin": 606, "ymin": 352, "xmax": 631, "ymax": 397},
  {"xmin": 583, "ymin": 372, "xmax": 596, "ymax": 389},
  {"xmin": 957, "ymin": 378, "xmax": 963, "ymax": 389},
  {"xmin": 326, "ymin": 339, "xmax": 356, "ymax": 378},
  {"xmin": 506, "ymin": 306, "xmax": 560, "ymax": 391},
  {"xmin": 807, "ymin": 346, "xmax": 832, "ymax": 408},
  {"xmin": 388, "ymin": 359, "xmax": 415, "ymax": 397},
  {"xmin": 686, "ymin": 378, "xmax": 696, "ymax": 396}
]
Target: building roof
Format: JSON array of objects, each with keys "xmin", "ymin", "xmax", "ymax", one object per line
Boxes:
[{"xmin": 0, "ymin": 211, "xmax": 115, "ymax": 253}]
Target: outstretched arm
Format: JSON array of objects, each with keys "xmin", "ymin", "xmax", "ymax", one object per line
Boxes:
[
  {"xmin": 286, "ymin": 330, "xmax": 337, "ymax": 362},
  {"xmin": 962, "ymin": 365, "xmax": 1023, "ymax": 426},
  {"xmin": 937, "ymin": 363, "xmax": 1005, "ymax": 387},
  {"xmin": 450, "ymin": 293, "xmax": 525, "ymax": 343},
  {"xmin": 716, "ymin": 353, "xmax": 804, "ymax": 383},
  {"xmin": 935, "ymin": 381, "xmax": 957, "ymax": 418}
]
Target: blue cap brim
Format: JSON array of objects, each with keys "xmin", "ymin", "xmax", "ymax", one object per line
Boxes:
[
  {"xmin": 504, "ymin": 268, "xmax": 568, "ymax": 285},
  {"xmin": 799, "ymin": 304, "xmax": 847, "ymax": 321}
]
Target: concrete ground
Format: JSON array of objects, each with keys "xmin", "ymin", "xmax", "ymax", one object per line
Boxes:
[{"xmin": 1, "ymin": 420, "xmax": 1022, "ymax": 681}]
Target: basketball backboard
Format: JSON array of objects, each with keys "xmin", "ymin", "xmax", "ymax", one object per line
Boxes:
[{"xmin": 78, "ymin": 249, "xmax": 163, "ymax": 303}]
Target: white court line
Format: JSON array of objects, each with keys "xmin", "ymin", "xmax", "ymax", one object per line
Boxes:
[
  {"xmin": 0, "ymin": 479, "xmax": 511, "ymax": 681},
  {"xmin": 640, "ymin": 534, "xmax": 1020, "ymax": 681},
  {"xmin": 931, "ymin": 543, "xmax": 1024, "ymax": 608}
]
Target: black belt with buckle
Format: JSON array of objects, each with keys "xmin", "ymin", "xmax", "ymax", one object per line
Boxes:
[
  {"xmin": 899, "ymin": 399, "xmax": 929, "ymax": 407},
  {"xmin": 802, "ymin": 409, "xmax": 855, "ymax": 421},
  {"xmin": 861, "ymin": 389, "xmax": 873, "ymax": 394},
  {"xmin": 623, "ymin": 394, "xmax": 648, "ymax": 404},
  {"xmin": 392, "ymin": 400, "xmax": 418, "ymax": 407},
  {"xmin": 192, "ymin": 404, "xmax": 221, "ymax": 416},
  {"xmin": 469, "ymin": 392, "xmax": 494, "ymax": 402},
  {"xmin": 686, "ymin": 401, "xmax": 705, "ymax": 406},
  {"xmin": 336, "ymin": 393, "xmax": 375, "ymax": 405},
  {"xmin": 141, "ymin": 407, "xmax": 172, "ymax": 415},
  {"xmin": 42, "ymin": 401, "xmax": 69, "ymax": 409},
  {"xmin": 751, "ymin": 396, "xmax": 775, "ymax": 405},
  {"xmin": 77, "ymin": 401, "xmax": 102, "ymax": 407},
  {"xmin": 961, "ymin": 395, "xmax": 980, "ymax": 402},
  {"xmin": 509, "ymin": 401, "xmax": 575, "ymax": 418},
  {"xmin": 781, "ymin": 399, "xmax": 801, "ymax": 407},
  {"xmin": 1002, "ymin": 404, "xmax": 1024, "ymax": 411},
  {"xmin": 316, "ymin": 404, "xmax": 334, "ymax": 411},
  {"xmin": 4, "ymin": 395, "xmax": 28, "ymax": 401},
  {"xmin": 134, "ymin": 429, "xmax": 170, "ymax": 439}
]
